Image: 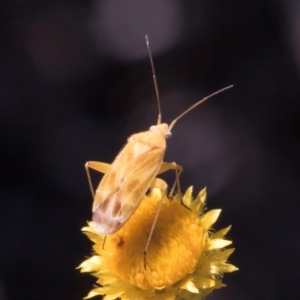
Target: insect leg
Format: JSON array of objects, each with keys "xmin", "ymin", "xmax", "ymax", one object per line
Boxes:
[
  {"xmin": 143, "ymin": 177, "xmax": 167, "ymax": 269},
  {"xmin": 102, "ymin": 235, "xmax": 107, "ymax": 250},
  {"xmin": 85, "ymin": 161, "xmax": 111, "ymax": 199},
  {"xmin": 157, "ymin": 162, "xmax": 183, "ymax": 197}
]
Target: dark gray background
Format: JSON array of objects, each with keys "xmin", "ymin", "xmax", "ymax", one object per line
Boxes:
[{"xmin": 0, "ymin": 1, "xmax": 299, "ymax": 299}]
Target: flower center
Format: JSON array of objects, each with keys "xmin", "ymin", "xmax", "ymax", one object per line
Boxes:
[{"xmin": 101, "ymin": 191, "xmax": 205, "ymax": 290}]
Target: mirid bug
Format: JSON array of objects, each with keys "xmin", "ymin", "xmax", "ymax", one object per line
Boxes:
[{"xmin": 85, "ymin": 36, "xmax": 233, "ymax": 268}]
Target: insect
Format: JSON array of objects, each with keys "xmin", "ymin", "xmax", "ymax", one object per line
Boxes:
[{"xmin": 85, "ymin": 35, "xmax": 233, "ymax": 267}]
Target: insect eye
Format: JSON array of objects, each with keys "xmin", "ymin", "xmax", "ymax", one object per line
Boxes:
[
  {"xmin": 164, "ymin": 131, "xmax": 172, "ymax": 138},
  {"xmin": 149, "ymin": 125, "xmax": 156, "ymax": 131}
]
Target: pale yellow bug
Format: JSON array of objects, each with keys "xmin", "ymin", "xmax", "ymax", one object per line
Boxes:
[{"xmin": 85, "ymin": 36, "xmax": 233, "ymax": 267}]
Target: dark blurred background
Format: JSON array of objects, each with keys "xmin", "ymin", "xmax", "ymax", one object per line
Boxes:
[{"xmin": 0, "ymin": 0, "xmax": 299, "ymax": 299}]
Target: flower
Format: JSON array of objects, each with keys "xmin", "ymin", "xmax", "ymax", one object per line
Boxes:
[{"xmin": 78, "ymin": 187, "xmax": 238, "ymax": 300}]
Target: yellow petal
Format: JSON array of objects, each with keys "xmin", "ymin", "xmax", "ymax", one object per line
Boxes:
[
  {"xmin": 82, "ymin": 227, "xmax": 104, "ymax": 244},
  {"xmin": 182, "ymin": 186, "xmax": 193, "ymax": 207},
  {"xmin": 81, "ymin": 225, "xmax": 91, "ymax": 232},
  {"xmin": 200, "ymin": 209, "xmax": 221, "ymax": 229},
  {"xmin": 151, "ymin": 188, "xmax": 162, "ymax": 201},
  {"xmin": 194, "ymin": 263, "xmax": 212, "ymax": 277},
  {"xmin": 86, "ymin": 286, "xmax": 123, "ymax": 300},
  {"xmin": 83, "ymin": 290, "xmax": 101, "ymax": 299},
  {"xmin": 204, "ymin": 238, "xmax": 232, "ymax": 251},
  {"xmin": 82, "ymin": 224, "xmax": 98, "ymax": 236},
  {"xmin": 211, "ymin": 262, "xmax": 239, "ymax": 273},
  {"xmin": 77, "ymin": 256, "xmax": 102, "ymax": 273},
  {"xmin": 198, "ymin": 187, "xmax": 207, "ymax": 202},
  {"xmin": 213, "ymin": 248, "xmax": 236, "ymax": 261},
  {"xmin": 190, "ymin": 187, "xmax": 206, "ymax": 214},
  {"xmin": 193, "ymin": 277, "xmax": 216, "ymax": 289},
  {"xmin": 182, "ymin": 280, "xmax": 199, "ymax": 293},
  {"xmin": 211, "ymin": 226, "xmax": 231, "ymax": 239},
  {"xmin": 211, "ymin": 280, "xmax": 226, "ymax": 290}
]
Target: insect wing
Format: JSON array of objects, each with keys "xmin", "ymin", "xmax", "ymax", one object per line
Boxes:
[
  {"xmin": 118, "ymin": 142, "xmax": 165, "ymax": 220},
  {"xmin": 92, "ymin": 131, "xmax": 165, "ymax": 234}
]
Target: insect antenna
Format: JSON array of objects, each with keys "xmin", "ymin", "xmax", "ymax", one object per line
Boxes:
[
  {"xmin": 168, "ymin": 85, "xmax": 234, "ymax": 131},
  {"xmin": 145, "ymin": 35, "xmax": 162, "ymax": 125}
]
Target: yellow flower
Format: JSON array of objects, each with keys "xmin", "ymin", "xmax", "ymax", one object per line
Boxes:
[{"xmin": 78, "ymin": 187, "xmax": 238, "ymax": 300}]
